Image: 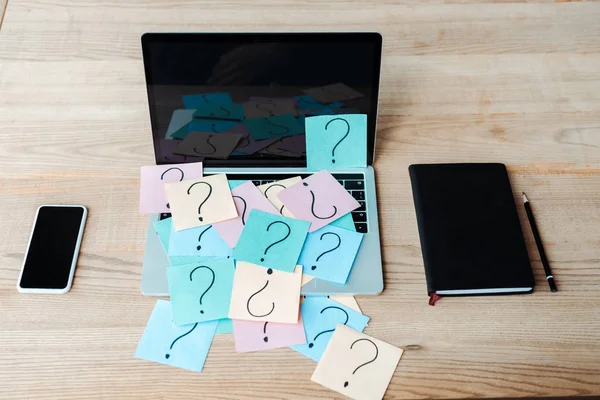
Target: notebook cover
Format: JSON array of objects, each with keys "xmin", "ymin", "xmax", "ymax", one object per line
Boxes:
[{"xmin": 409, "ymin": 163, "xmax": 534, "ymax": 298}]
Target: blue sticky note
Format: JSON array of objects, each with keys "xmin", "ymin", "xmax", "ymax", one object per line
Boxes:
[
  {"xmin": 193, "ymin": 103, "xmax": 244, "ymax": 121},
  {"xmin": 228, "ymin": 180, "xmax": 246, "ymax": 190},
  {"xmin": 329, "ymin": 213, "xmax": 356, "ymax": 232},
  {"xmin": 305, "ymin": 114, "xmax": 367, "ymax": 170},
  {"xmin": 294, "ymin": 95, "xmax": 343, "ymax": 110},
  {"xmin": 244, "ymin": 114, "xmax": 304, "ymax": 140},
  {"xmin": 297, "ymin": 107, "xmax": 336, "ymax": 126},
  {"xmin": 171, "ymin": 119, "xmax": 238, "ymax": 139},
  {"xmin": 167, "ymin": 259, "xmax": 236, "ymax": 325},
  {"xmin": 216, "ymin": 318, "xmax": 233, "ymax": 334},
  {"xmin": 168, "ymin": 223, "xmax": 232, "ymax": 258},
  {"xmin": 182, "ymin": 92, "xmax": 233, "ymax": 109},
  {"xmin": 297, "ymin": 225, "xmax": 364, "ymax": 284},
  {"xmin": 233, "ymin": 209, "xmax": 310, "ymax": 273},
  {"xmin": 291, "ymin": 296, "xmax": 369, "ymax": 362},
  {"xmin": 134, "ymin": 299, "xmax": 218, "ymax": 373}
]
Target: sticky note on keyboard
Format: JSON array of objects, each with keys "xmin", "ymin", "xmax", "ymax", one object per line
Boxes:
[
  {"xmin": 291, "ymin": 296, "xmax": 369, "ymax": 362},
  {"xmin": 305, "ymin": 114, "xmax": 367, "ymax": 170},
  {"xmin": 278, "ymin": 171, "xmax": 360, "ymax": 232},
  {"xmin": 330, "ymin": 213, "xmax": 356, "ymax": 232},
  {"xmin": 297, "ymin": 225, "xmax": 364, "ymax": 284},
  {"xmin": 168, "ymin": 223, "xmax": 232, "ymax": 258},
  {"xmin": 257, "ymin": 177, "xmax": 302, "ymax": 218},
  {"xmin": 165, "ymin": 174, "xmax": 237, "ymax": 231},
  {"xmin": 167, "ymin": 259, "xmax": 235, "ymax": 325},
  {"xmin": 233, "ymin": 209, "xmax": 310, "ymax": 273},
  {"xmin": 244, "ymin": 114, "xmax": 304, "ymax": 140},
  {"xmin": 212, "ymin": 181, "xmax": 280, "ymax": 247},
  {"xmin": 311, "ymin": 324, "xmax": 403, "ymax": 400},
  {"xmin": 232, "ymin": 316, "xmax": 306, "ymax": 353},
  {"xmin": 228, "ymin": 262, "xmax": 302, "ymax": 323},
  {"xmin": 134, "ymin": 300, "xmax": 218, "ymax": 373},
  {"xmin": 139, "ymin": 163, "xmax": 203, "ymax": 214}
]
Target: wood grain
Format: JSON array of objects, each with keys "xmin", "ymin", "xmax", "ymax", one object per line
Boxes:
[{"xmin": 1, "ymin": 0, "xmax": 599, "ymax": 399}]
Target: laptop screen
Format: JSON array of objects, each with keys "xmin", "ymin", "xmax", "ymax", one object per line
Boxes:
[{"xmin": 141, "ymin": 33, "xmax": 382, "ymax": 167}]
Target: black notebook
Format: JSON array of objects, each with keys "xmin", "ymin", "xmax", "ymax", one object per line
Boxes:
[{"xmin": 409, "ymin": 163, "xmax": 534, "ymax": 304}]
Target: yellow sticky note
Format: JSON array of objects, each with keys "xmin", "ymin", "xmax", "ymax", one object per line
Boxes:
[
  {"xmin": 165, "ymin": 174, "xmax": 237, "ymax": 231},
  {"xmin": 258, "ymin": 177, "xmax": 302, "ymax": 218},
  {"xmin": 311, "ymin": 324, "xmax": 403, "ymax": 400},
  {"xmin": 228, "ymin": 261, "xmax": 301, "ymax": 323}
]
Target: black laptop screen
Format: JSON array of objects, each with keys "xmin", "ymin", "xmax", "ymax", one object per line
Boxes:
[{"xmin": 141, "ymin": 33, "xmax": 382, "ymax": 167}]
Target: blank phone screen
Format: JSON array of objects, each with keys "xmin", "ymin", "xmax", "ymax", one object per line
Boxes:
[{"xmin": 20, "ymin": 206, "xmax": 85, "ymax": 289}]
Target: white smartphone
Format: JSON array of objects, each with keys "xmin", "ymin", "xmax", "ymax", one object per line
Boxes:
[{"xmin": 17, "ymin": 205, "xmax": 88, "ymax": 294}]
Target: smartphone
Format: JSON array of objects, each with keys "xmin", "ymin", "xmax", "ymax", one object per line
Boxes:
[{"xmin": 17, "ymin": 205, "xmax": 88, "ymax": 294}]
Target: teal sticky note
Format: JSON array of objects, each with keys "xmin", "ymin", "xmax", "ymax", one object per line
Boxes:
[
  {"xmin": 329, "ymin": 213, "xmax": 356, "ymax": 232},
  {"xmin": 233, "ymin": 209, "xmax": 310, "ymax": 273},
  {"xmin": 153, "ymin": 218, "xmax": 216, "ymax": 266},
  {"xmin": 182, "ymin": 92, "xmax": 232, "ymax": 109},
  {"xmin": 291, "ymin": 296, "xmax": 369, "ymax": 362},
  {"xmin": 216, "ymin": 318, "xmax": 233, "ymax": 334},
  {"xmin": 134, "ymin": 300, "xmax": 218, "ymax": 373},
  {"xmin": 228, "ymin": 180, "xmax": 246, "ymax": 190},
  {"xmin": 193, "ymin": 103, "xmax": 243, "ymax": 121},
  {"xmin": 297, "ymin": 225, "xmax": 364, "ymax": 284},
  {"xmin": 305, "ymin": 114, "xmax": 367, "ymax": 170},
  {"xmin": 244, "ymin": 114, "xmax": 304, "ymax": 140},
  {"xmin": 168, "ymin": 223, "xmax": 232, "ymax": 258},
  {"xmin": 167, "ymin": 259, "xmax": 236, "ymax": 325},
  {"xmin": 294, "ymin": 95, "xmax": 343, "ymax": 110},
  {"xmin": 171, "ymin": 119, "xmax": 238, "ymax": 139}
]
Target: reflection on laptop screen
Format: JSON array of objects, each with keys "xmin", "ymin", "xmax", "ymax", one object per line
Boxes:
[{"xmin": 141, "ymin": 33, "xmax": 382, "ymax": 167}]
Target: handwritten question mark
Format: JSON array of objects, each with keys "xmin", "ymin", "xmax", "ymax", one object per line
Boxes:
[
  {"xmin": 256, "ymin": 102, "xmax": 277, "ymax": 116},
  {"xmin": 187, "ymin": 181, "xmax": 212, "ymax": 222},
  {"xmin": 232, "ymin": 195, "xmax": 248, "ymax": 225},
  {"xmin": 196, "ymin": 225, "xmax": 212, "ymax": 251},
  {"xmin": 311, "ymin": 232, "xmax": 341, "ymax": 271},
  {"xmin": 325, "ymin": 118, "xmax": 350, "ymax": 164},
  {"xmin": 209, "ymin": 104, "xmax": 231, "ymax": 118},
  {"xmin": 165, "ymin": 323, "xmax": 198, "ymax": 359},
  {"xmin": 308, "ymin": 306, "xmax": 349, "ymax": 348},
  {"xmin": 201, "ymin": 94, "xmax": 211, "ymax": 103},
  {"xmin": 193, "ymin": 135, "xmax": 217, "ymax": 155},
  {"xmin": 247, "ymin": 268, "xmax": 275, "ymax": 317},
  {"xmin": 265, "ymin": 118, "xmax": 290, "ymax": 136},
  {"xmin": 344, "ymin": 339, "xmax": 379, "ymax": 388},
  {"xmin": 260, "ymin": 221, "xmax": 291, "ymax": 262},
  {"xmin": 263, "ymin": 184, "xmax": 286, "ymax": 215},
  {"xmin": 189, "ymin": 266, "xmax": 215, "ymax": 315},
  {"xmin": 303, "ymin": 182, "xmax": 337, "ymax": 220},
  {"xmin": 160, "ymin": 167, "xmax": 184, "ymax": 209},
  {"xmin": 263, "ymin": 321, "xmax": 269, "ymax": 342},
  {"xmin": 211, "ymin": 123, "xmax": 225, "ymax": 133}
]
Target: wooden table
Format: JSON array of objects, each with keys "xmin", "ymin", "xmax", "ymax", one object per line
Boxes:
[{"xmin": 1, "ymin": 1, "xmax": 599, "ymax": 398}]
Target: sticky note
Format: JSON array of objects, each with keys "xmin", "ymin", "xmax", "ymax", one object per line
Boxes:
[
  {"xmin": 182, "ymin": 92, "xmax": 232, "ymax": 109},
  {"xmin": 244, "ymin": 99, "xmax": 298, "ymax": 118},
  {"xmin": 330, "ymin": 213, "xmax": 356, "ymax": 232},
  {"xmin": 153, "ymin": 218, "xmax": 213, "ymax": 266},
  {"xmin": 234, "ymin": 136, "xmax": 279, "ymax": 155},
  {"xmin": 228, "ymin": 262, "xmax": 302, "ymax": 323},
  {"xmin": 216, "ymin": 318, "xmax": 234, "ymax": 334},
  {"xmin": 174, "ymin": 120, "xmax": 238, "ymax": 139},
  {"xmin": 291, "ymin": 296, "xmax": 369, "ymax": 362},
  {"xmin": 297, "ymin": 108, "xmax": 336, "ymax": 126},
  {"xmin": 175, "ymin": 132, "xmax": 243, "ymax": 159},
  {"xmin": 257, "ymin": 177, "xmax": 302, "ymax": 218},
  {"xmin": 303, "ymin": 83, "xmax": 364, "ymax": 104},
  {"xmin": 233, "ymin": 209, "xmax": 310, "ymax": 273},
  {"xmin": 298, "ymin": 225, "xmax": 364, "ymax": 284},
  {"xmin": 167, "ymin": 259, "xmax": 235, "ymax": 325},
  {"xmin": 165, "ymin": 174, "xmax": 237, "ymax": 231},
  {"xmin": 158, "ymin": 139, "xmax": 203, "ymax": 164},
  {"xmin": 228, "ymin": 180, "xmax": 246, "ymax": 190},
  {"xmin": 212, "ymin": 181, "xmax": 280, "ymax": 248},
  {"xmin": 329, "ymin": 296, "xmax": 362, "ymax": 314},
  {"xmin": 233, "ymin": 316, "xmax": 306, "ymax": 353},
  {"xmin": 259, "ymin": 140, "xmax": 302, "ymax": 158},
  {"xmin": 302, "ymin": 274, "xmax": 315, "ymax": 287},
  {"xmin": 244, "ymin": 114, "xmax": 304, "ymax": 140},
  {"xmin": 277, "ymin": 134, "xmax": 306, "ymax": 156},
  {"xmin": 134, "ymin": 300, "xmax": 218, "ymax": 373},
  {"xmin": 166, "ymin": 109, "xmax": 196, "ymax": 139},
  {"xmin": 311, "ymin": 325, "xmax": 403, "ymax": 400},
  {"xmin": 305, "ymin": 114, "xmax": 367, "ymax": 170},
  {"xmin": 168, "ymin": 222, "xmax": 232, "ymax": 258},
  {"xmin": 294, "ymin": 95, "xmax": 343, "ymax": 111},
  {"xmin": 193, "ymin": 103, "xmax": 243, "ymax": 121},
  {"xmin": 278, "ymin": 171, "xmax": 360, "ymax": 232},
  {"xmin": 139, "ymin": 163, "xmax": 204, "ymax": 214}
]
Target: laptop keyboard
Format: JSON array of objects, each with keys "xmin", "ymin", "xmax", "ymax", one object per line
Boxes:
[{"xmin": 160, "ymin": 173, "xmax": 368, "ymax": 233}]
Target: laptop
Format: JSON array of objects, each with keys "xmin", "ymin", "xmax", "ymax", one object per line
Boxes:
[{"xmin": 140, "ymin": 32, "xmax": 383, "ymax": 296}]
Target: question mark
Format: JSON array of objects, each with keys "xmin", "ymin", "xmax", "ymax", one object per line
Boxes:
[
  {"xmin": 196, "ymin": 225, "xmax": 212, "ymax": 251},
  {"xmin": 165, "ymin": 323, "xmax": 198, "ymax": 359},
  {"xmin": 211, "ymin": 123, "xmax": 225, "ymax": 133},
  {"xmin": 260, "ymin": 221, "xmax": 291, "ymax": 262},
  {"xmin": 256, "ymin": 102, "xmax": 277, "ymax": 116},
  {"xmin": 325, "ymin": 118, "xmax": 350, "ymax": 164},
  {"xmin": 210, "ymin": 104, "xmax": 230, "ymax": 118},
  {"xmin": 263, "ymin": 322, "xmax": 269, "ymax": 342},
  {"xmin": 303, "ymin": 182, "xmax": 337, "ymax": 220},
  {"xmin": 265, "ymin": 118, "xmax": 290, "ymax": 136},
  {"xmin": 263, "ymin": 184, "xmax": 286, "ymax": 215},
  {"xmin": 193, "ymin": 135, "xmax": 217, "ymax": 155},
  {"xmin": 161, "ymin": 167, "xmax": 184, "ymax": 209},
  {"xmin": 187, "ymin": 181, "xmax": 213, "ymax": 222},
  {"xmin": 344, "ymin": 339, "xmax": 379, "ymax": 388},
  {"xmin": 201, "ymin": 94, "xmax": 211, "ymax": 103},
  {"xmin": 308, "ymin": 306, "xmax": 349, "ymax": 348},
  {"xmin": 232, "ymin": 195, "xmax": 248, "ymax": 225},
  {"xmin": 246, "ymin": 268, "xmax": 275, "ymax": 317},
  {"xmin": 311, "ymin": 232, "xmax": 341, "ymax": 271},
  {"xmin": 189, "ymin": 265, "xmax": 215, "ymax": 314}
]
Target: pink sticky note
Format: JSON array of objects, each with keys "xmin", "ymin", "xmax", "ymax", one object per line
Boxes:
[
  {"xmin": 139, "ymin": 162, "xmax": 203, "ymax": 214},
  {"xmin": 232, "ymin": 317, "xmax": 306, "ymax": 353},
  {"xmin": 212, "ymin": 181, "xmax": 280, "ymax": 247},
  {"xmin": 278, "ymin": 171, "xmax": 360, "ymax": 232}
]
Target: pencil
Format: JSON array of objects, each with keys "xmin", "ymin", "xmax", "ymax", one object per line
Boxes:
[{"xmin": 523, "ymin": 192, "xmax": 557, "ymax": 292}]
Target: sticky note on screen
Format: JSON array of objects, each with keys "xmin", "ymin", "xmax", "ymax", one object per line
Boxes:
[
  {"xmin": 182, "ymin": 92, "xmax": 233, "ymax": 109},
  {"xmin": 193, "ymin": 103, "xmax": 244, "ymax": 121},
  {"xmin": 244, "ymin": 114, "xmax": 304, "ymax": 140}
]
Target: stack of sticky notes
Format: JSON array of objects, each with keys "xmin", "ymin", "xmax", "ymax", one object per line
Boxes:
[{"xmin": 135, "ymin": 109, "xmax": 403, "ymax": 400}]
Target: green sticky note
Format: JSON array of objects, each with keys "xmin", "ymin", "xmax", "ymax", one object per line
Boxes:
[
  {"xmin": 244, "ymin": 114, "xmax": 304, "ymax": 140},
  {"xmin": 329, "ymin": 213, "xmax": 356, "ymax": 232},
  {"xmin": 305, "ymin": 114, "xmax": 367, "ymax": 170},
  {"xmin": 167, "ymin": 259, "xmax": 235, "ymax": 326}
]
